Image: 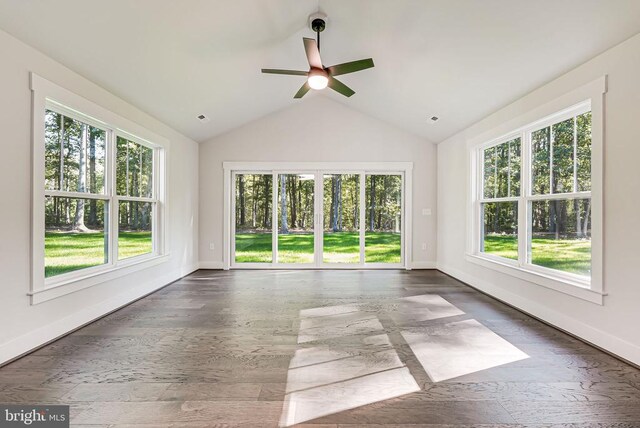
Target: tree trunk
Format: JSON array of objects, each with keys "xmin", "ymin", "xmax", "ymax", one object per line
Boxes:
[
  {"xmin": 369, "ymin": 176, "xmax": 376, "ymax": 231},
  {"xmin": 583, "ymin": 199, "xmax": 591, "ymax": 237},
  {"xmin": 280, "ymin": 175, "xmax": 288, "ymax": 234},
  {"xmin": 337, "ymin": 176, "xmax": 342, "ymax": 231},
  {"xmin": 73, "ymin": 124, "xmax": 88, "ymax": 232},
  {"xmin": 574, "ymin": 199, "xmax": 582, "ymax": 238},
  {"xmin": 251, "ymin": 175, "xmax": 257, "ymax": 228},
  {"xmin": 89, "ymin": 130, "xmax": 97, "ymax": 226},
  {"xmin": 290, "ymin": 177, "xmax": 297, "ymax": 228},
  {"xmin": 296, "ymin": 181, "xmax": 302, "ymax": 229},
  {"xmin": 263, "ymin": 176, "xmax": 270, "ymax": 228},
  {"xmin": 238, "ymin": 175, "xmax": 246, "ymax": 226},
  {"xmin": 331, "ymin": 175, "xmax": 338, "ymax": 232}
]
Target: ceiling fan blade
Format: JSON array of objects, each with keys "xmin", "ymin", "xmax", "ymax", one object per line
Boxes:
[
  {"xmin": 262, "ymin": 69, "xmax": 308, "ymax": 76},
  {"xmin": 294, "ymin": 82, "xmax": 311, "ymax": 99},
  {"xmin": 303, "ymin": 37, "xmax": 323, "ymax": 69},
  {"xmin": 327, "ymin": 77, "xmax": 355, "ymax": 97},
  {"xmin": 327, "ymin": 58, "xmax": 375, "ymax": 76}
]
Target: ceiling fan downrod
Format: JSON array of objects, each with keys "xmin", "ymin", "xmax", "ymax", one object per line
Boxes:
[{"xmin": 311, "ymin": 18, "xmax": 325, "ymax": 52}]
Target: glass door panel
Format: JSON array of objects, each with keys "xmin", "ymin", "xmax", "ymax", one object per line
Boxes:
[
  {"xmin": 234, "ymin": 173, "xmax": 273, "ymax": 263},
  {"xmin": 322, "ymin": 174, "xmax": 361, "ymax": 263},
  {"xmin": 365, "ymin": 174, "xmax": 402, "ymax": 263},
  {"xmin": 277, "ymin": 173, "xmax": 315, "ymax": 263}
]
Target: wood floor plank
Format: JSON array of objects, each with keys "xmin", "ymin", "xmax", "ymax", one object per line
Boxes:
[
  {"xmin": 1, "ymin": 269, "xmax": 638, "ymax": 427},
  {"xmin": 500, "ymin": 400, "xmax": 640, "ymax": 424}
]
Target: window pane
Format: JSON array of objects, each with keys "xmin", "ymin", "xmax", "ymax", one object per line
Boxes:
[
  {"xmin": 116, "ymin": 137, "xmax": 154, "ymax": 198},
  {"xmin": 481, "ymin": 201, "xmax": 518, "ymax": 260},
  {"xmin": 277, "ymin": 174, "xmax": 314, "ymax": 264},
  {"xmin": 365, "ymin": 175, "xmax": 402, "ymax": 263},
  {"xmin": 483, "ymin": 138, "xmax": 520, "ymax": 199},
  {"xmin": 235, "ymin": 174, "xmax": 272, "ymax": 263},
  {"xmin": 45, "ymin": 110, "xmax": 62, "ymax": 191},
  {"xmin": 45, "ymin": 197, "xmax": 108, "ymax": 277},
  {"xmin": 507, "ymin": 138, "xmax": 521, "ymax": 197},
  {"xmin": 44, "ymin": 110, "xmax": 106, "ymax": 194},
  {"xmin": 531, "ymin": 126, "xmax": 551, "ymax": 195},
  {"xmin": 577, "ymin": 112, "xmax": 592, "ymax": 192},
  {"xmin": 530, "ymin": 198, "xmax": 591, "ymax": 276},
  {"xmin": 552, "ymin": 118, "xmax": 575, "ymax": 193},
  {"xmin": 483, "ymin": 146, "xmax": 496, "ymax": 198},
  {"xmin": 118, "ymin": 201, "xmax": 153, "ymax": 260},
  {"xmin": 323, "ymin": 174, "xmax": 360, "ymax": 263}
]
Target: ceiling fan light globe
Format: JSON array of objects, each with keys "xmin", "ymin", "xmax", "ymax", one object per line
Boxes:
[{"xmin": 307, "ymin": 72, "xmax": 328, "ymax": 90}]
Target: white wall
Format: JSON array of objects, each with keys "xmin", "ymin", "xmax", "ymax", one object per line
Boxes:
[
  {"xmin": 0, "ymin": 29, "xmax": 199, "ymax": 364},
  {"xmin": 437, "ymin": 33, "xmax": 640, "ymax": 365},
  {"xmin": 199, "ymin": 96, "xmax": 437, "ymax": 268}
]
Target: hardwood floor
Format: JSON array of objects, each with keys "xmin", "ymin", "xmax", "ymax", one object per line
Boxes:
[{"xmin": 1, "ymin": 269, "xmax": 639, "ymax": 427}]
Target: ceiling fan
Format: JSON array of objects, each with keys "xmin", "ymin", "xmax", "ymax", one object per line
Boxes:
[{"xmin": 261, "ymin": 15, "xmax": 374, "ymax": 98}]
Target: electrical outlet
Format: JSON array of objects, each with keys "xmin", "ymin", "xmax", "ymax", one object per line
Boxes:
[
  {"xmin": 422, "ymin": 208, "xmax": 432, "ymax": 216},
  {"xmin": 421, "ymin": 243, "xmax": 427, "ymax": 250},
  {"xmin": 209, "ymin": 243, "xmax": 215, "ymax": 250}
]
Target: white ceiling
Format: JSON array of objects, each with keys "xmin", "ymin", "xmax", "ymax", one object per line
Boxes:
[{"xmin": 1, "ymin": 1, "xmax": 639, "ymax": 143}]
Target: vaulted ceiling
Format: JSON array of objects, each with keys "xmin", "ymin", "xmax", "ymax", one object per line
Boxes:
[{"xmin": 1, "ymin": 0, "xmax": 639, "ymax": 143}]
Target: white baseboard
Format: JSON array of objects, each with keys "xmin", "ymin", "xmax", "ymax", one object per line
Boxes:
[
  {"xmin": 437, "ymin": 263, "xmax": 640, "ymax": 366},
  {"xmin": 410, "ymin": 261, "xmax": 437, "ymax": 269},
  {"xmin": 180, "ymin": 263, "xmax": 201, "ymax": 276},
  {"xmin": 198, "ymin": 261, "xmax": 224, "ymax": 269},
  {"xmin": 0, "ymin": 264, "xmax": 198, "ymax": 366}
]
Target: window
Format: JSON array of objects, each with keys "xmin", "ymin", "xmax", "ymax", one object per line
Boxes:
[
  {"xmin": 32, "ymin": 73, "xmax": 166, "ymax": 303},
  {"xmin": 44, "ymin": 111, "xmax": 109, "ymax": 277},
  {"xmin": 116, "ymin": 137, "xmax": 155, "ymax": 260},
  {"xmin": 472, "ymin": 97, "xmax": 602, "ymax": 299}
]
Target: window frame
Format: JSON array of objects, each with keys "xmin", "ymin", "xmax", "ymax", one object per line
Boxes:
[
  {"xmin": 30, "ymin": 73, "xmax": 168, "ymax": 304},
  {"xmin": 467, "ymin": 77, "xmax": 605, "ymax": 305}
]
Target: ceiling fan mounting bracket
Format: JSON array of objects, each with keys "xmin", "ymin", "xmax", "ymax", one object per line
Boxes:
[
  {"xmin": 308, "ymin": 12, "xmax": 327, "ymax": 32},
  {"xmin": 311, "ymin": 18, "xmax": 326, "ymax": 33}
]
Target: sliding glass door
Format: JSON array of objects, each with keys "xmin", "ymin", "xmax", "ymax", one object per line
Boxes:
[
  {"xmin": 277, "ymin": 173, "xmax": 315, "ymax": 264},
  {"xmin": 322, "ymin": 174, "xmax": 361, "ymax": 264},
  {"xmin": 231, "ymin": 168, "xmax": 405, "ymax": 268},
  {"xmin": 365, "ymin": 174, "xmax": 402, "ymax": 264},
  {"xmin": 234, "ymin": 173, "xmax": 272, "ymax": 263}
]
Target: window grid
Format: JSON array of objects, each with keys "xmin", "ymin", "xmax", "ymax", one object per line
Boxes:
[
  {"xmin": 44, "ymin": 104, "xmax": 160, "ymax": 282},
  {"xmin": 477, "ymin": 102, "xmax": 592, "ymax": 283}
]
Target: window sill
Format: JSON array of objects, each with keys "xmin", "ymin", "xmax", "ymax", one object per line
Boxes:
[
  {"xmin": 29, "ymin": 254, "xmax": 170, "ymax": 305},
  {"xmin": 465, "ymin": 253, "xmax": 604, "ymax": 305}
]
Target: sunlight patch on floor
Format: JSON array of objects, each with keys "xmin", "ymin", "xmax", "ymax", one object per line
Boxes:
[
  {"xmin": 280, "ymin": 294, "xmax": 528, "ymax": 426},
  {"xmin": 402, "ymin": 318, "xmax": 530, "ymax": 382}
]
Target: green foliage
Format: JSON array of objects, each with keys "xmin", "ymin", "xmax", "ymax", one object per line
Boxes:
[
  {"xmin": 235, "ymin": 232, "xmax": 401, "ymax": 263},
  {"xmin": 116, "ymin": 136, "xmax": 153, "ymax": 198},
  {"xmin": 365, "ymin": 175, "xmax": 402, "ymax": 232},
  {"xmin": 323, "ymin": 174, "xmax": 359, "ymax": 232},
  {"xmin": 235, "ymin": 174, "xmax": 273, "ymax": 231},
  {"xmin": 484, "ymin": 137, "xmax": 520, "ymax": 198}
]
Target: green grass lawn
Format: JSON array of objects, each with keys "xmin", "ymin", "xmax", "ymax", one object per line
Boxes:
[
  {"xmin": 45, "ymin": 231, "xmax": 152, "ymax": 277},
  {"xmin": 483, "ymin": 234, "xmax": 591, "ymax": 275},
  {"xmin": 235, "ymin": 231, "xmax": 402, "ymax": 264}
]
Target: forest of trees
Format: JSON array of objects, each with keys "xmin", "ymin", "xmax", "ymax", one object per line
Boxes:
[
  {"xmin": 44, "ymin": 110, "xmax": 153, "ymax": 233},
  {"xmin": 235, "ymin": 173, "xmax": 402, "ymax": 234},
  {"xmin": 483, "ymin": 112, "xmax": 592, "ymax": 240}
]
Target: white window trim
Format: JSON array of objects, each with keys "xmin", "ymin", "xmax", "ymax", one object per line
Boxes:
[
  {"xmin": 466, "ymin": 76, "xmax": 606, "ymax": 305},
  {"xmin": 222, "ymin": 161, "xmax": 413, "ymax": 270},
  {"xmin": 30, "ymin": 73, "xmax": 169, "ymax": 305}
]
